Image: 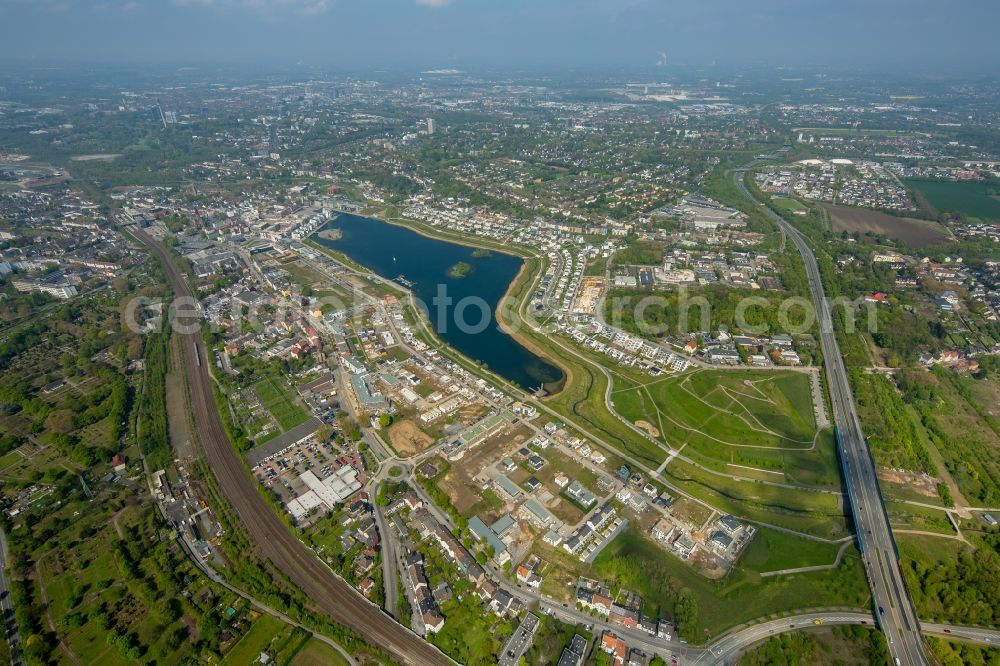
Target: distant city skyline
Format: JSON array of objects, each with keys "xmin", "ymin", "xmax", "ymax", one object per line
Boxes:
[{"xmin": 1, "ymin": 0, "xmax": 998, "ymax": 73}]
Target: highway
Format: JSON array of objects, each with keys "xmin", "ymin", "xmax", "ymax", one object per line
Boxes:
[
  {"xmin": 733, "ymin": 169, "xmax": 928, "ymax": 665},
  {"xmin": 134, "ymin": 213, "xmax": 960, "ymax": 665},
  {"xmin": 131, "ymin": 226, "xmax": 450, "ymax": 666}
]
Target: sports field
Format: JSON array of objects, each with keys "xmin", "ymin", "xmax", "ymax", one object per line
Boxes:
[{"xmin": 254, "ymin": 375, "xmax": 309, "ymax": 432}]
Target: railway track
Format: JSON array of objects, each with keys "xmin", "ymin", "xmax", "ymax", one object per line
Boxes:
[{"xmin": 133, "ymin": 227, "xmax": 449, "ymax": 666}]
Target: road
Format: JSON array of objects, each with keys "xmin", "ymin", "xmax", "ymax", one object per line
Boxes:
[
  {"xmin": 249, "ymin": 217, "xmax": 985, "ymax": 665},
  {"xmin": 921, "ymin": 622, "xmax": 1000, "ymax": 646},
  {"xmin": 371, "ymin": 481, "xmax": 401, "ymax": 618},
  {"xmin": 698, "ymin": 609, "xmax": 999, "ymax": 664},
  {"xmin": 176, "ymin": 533, "xmax": 359, "ymax": 666},
  {"xmin": 140, "ymin": 436, "xmax": 360, "ymax": 666},
  {"xmin": 733, "ymin": 168, "xmax": 927, "ymax": 665},
  {"xmin": 494, "ymin": 573, "xmax": 694, "ymax": 662},
  {"xmin": 696, "ymin": 611, "xmax": 876, "ymax": 664},
  {"xmin": 0, "ymin": 529, "xmax": 24, "ymax": 666},
  {"xmin": 130, "ymin": 226, "xmax": 450, "ymax": 666}
]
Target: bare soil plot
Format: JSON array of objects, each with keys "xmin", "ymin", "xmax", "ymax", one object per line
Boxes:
[
  {"xmin": 877, "ymin": 469, "xmax": 938, "ymax": 498},
  {"xmin": 70, "ymin": 154, "xmax": 122, "ymax": 161},
  {"xmin": 440, "ymin": 424, "xmax": 531, "ymax": 514},
  {"xmin": 635, "ymin": 419, "xmax": 660, "ymax": 438},
  {"xmin": 439, "ymin": 470, "xmax": 484, "ymax": 516},
  {"xmin": 167, "ymin": 335, "xmax": 197, "ymax": 459},
  {"xmin": 825, "ymin": 205, "xmax": 950, "ymax": 247},
  {"xmin": 386, "ymin": 419, "xmax": 434, "ymax": 456}
]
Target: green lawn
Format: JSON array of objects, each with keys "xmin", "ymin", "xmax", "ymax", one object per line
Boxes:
[
  {"xmin": 289, "ymin": 638, "xmax": 351, "ymax": 666},
  {"xmin": 905, "ymin": 179, "xmax": 1000, "ymax": 220},
  {"xmin": 740, "ymin": 526, "xmax": 843, "ymax": 573},
  {"xmin": 592, "ymin": 529, "xmax": 870, "ymax": 641},
  {"xmin": 0, "ymin": 448, "xmax": 22, "ymax": 470},
  {"xmin": 253, "ymin": 375, "xmax": 309, "ymax": 432},
  {"xmin": 771, "ymin": 197, "xmax": 808, "ymax": 212},
  {"xmin": 429, "ymin": 595, "xmax": 502, "ymax": 666},
  {"xmin": 611, "ymin": 369, "xmax": 841, "ymax": 496},
  {"xmin": 886, "ymin": 501, "xmax": 955, "ymax": 534},
  {"xmin": 222, "ymin": 614, "xmax": 287, "ymax": 665},
  {"xmin": 661, "ymin": 457, "xmax": 848, "ymax": 538}
]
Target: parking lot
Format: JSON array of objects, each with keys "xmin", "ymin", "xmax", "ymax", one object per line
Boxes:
[{"xmin": 251, "ymin": 438, "xmax": 355, "ymax": 503}]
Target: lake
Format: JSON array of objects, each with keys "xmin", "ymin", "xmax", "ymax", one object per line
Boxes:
[{"xmin": 313, "ymin": 214, "xmax": 564, "ymax": 393}]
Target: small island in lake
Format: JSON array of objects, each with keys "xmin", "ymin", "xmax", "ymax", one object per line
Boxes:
[
  {"xmin": 447, "ymin": 261, "xmax": 472, "ymax": 279},
  {"xmin": 472, "ymin": 248, "xmax": 492, "ymax": 258},
  {"xmin": 318, "ymin": 228, "xmax": 343, "ymax": 241}
]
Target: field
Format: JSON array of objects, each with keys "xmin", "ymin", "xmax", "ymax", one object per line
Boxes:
[
  {"xmin": 253, "ymin": 374, "xmax": 310, "ymax": 432},
  {"xmin": 16, "ymin": 497, "xmax": 259, "ymax": 665},
  {"xmin": 606, "ymin": 369, "xmax": 849, "ymax": 537},
  {"xmin": 400, "ymin": 225, "xmax": 847, "ymax": 536},
  {"xmin": 289, "ymin": 638, "xmax": 352, "ymax": 666},
  {"xmin": 222, "ymin": 613, "xmax": 313, "ymax": 665},
  {"xmin": 825, "ymin": 205, "xmax": 950, "ymax": 246},
  {"xmin": 771, "ymin": 197, "xmax": 808, "ymax": 213},
  {"xmin": 614, "ymin": 241, "xmax": 664, "ymax": 266},
  {"xmin": 586, "ymin": 529, "xmax": 869, "ymax": 640},
  {"xmin": 855, "ymin": 368, "xmax": 1000, "ymax": 507},
  {"xmin": 222, "ymin": 614, "xmax": 287, "ymax": 664},
  {"xmin": 280, "ymin": 258, "xmax": 364, "ymax": 310},
  {"xmin": 905, "ymin": 178, "xmax": 1000, "ymax": 220},
  {"xmin": 386, "ymin": 418, "xmax": 434, "ymax": 456},
  {"xmin": 612, "ymin": 370, "xmax": 828, "ymax": 472},
  {"xmin": 740, "ymin": 525, "xmax": 843, "ymax": 573}
]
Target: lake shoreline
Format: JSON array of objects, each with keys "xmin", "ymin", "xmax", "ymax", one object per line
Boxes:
[
  {"xmin": 315, "ymin": 213, "xmax": 568, "ymax": 394},
  {"xmin": 377, "ymin": 214, "xmax": 571, "ymax": 396}
]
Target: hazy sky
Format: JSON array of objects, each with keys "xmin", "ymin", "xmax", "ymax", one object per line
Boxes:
[{"xmin": 1, "ymin": 0, "xmax": 998, "ymax": 73}]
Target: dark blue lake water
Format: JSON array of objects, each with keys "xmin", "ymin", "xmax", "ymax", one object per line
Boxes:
[{"xmin": 314, "ymin": 214, "xmax": 564, "ymax": 392}]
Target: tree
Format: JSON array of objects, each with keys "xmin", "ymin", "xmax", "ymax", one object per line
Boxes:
[{"xmin": 594, "ymin": 651, "xmax": 614, "ymax": 666}]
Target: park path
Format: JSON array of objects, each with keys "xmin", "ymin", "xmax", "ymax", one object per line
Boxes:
[
  {"xmin": 759, "ymin": 539, "xmax": 855, "ymax": 577},
  {"xmin": 34, "ymin": 553, "xmax": 82, "ymax": 666}
]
